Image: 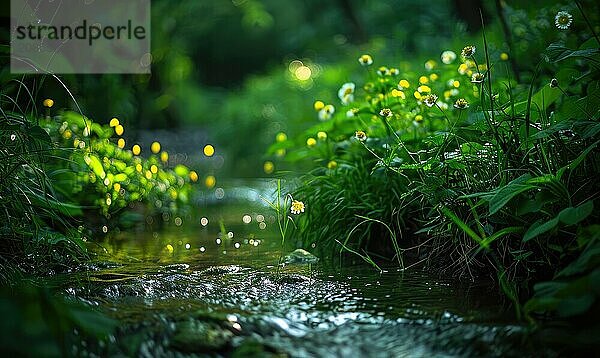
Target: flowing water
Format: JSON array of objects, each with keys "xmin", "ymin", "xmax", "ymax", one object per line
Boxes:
[{"xmin": 56, "ymin": 181, "xmax": 556, "ymax": 357}]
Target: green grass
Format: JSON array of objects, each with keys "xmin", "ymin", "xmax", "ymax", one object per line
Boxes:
[{"xmin": 275, "ymin": 1, "xmax": 600, "ymax": 322}]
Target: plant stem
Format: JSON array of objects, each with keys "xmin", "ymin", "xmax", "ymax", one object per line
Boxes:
[{"xmin": 575, "ymin": 0, "xmax": 600, "ymax": 46}]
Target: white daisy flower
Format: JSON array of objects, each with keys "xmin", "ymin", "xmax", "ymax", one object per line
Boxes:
[
  {"xmin": 338, "ymin": 82, "xmax": 356, "ymax": 105},
  {"xmin": 555, "ymin": 11, "xmax": 573, "ymax": 30},
  {"xmin": 441, "ymin": 50, "xmax": 457, "ymax": 64},
  {"xmin": 318, "ymin": 104, "xmax": 335, "ymax": 121}
]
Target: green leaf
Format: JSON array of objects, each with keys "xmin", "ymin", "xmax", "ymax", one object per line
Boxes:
[
  {"xmin": 558, "ymin": 200, "xmax": 594, "ymax": 225},
  {"xmin": 488, "ymin": 174, "xmax": 534, "ymax": 215},
  {"xmin": 544, "ymin": 42, "xmax": 600, "ymax": 63},
  {"xmin": 557, "ymin": 240, "xmax": 600, "ymax": 278},
  {"xmin": 86, "ymin": 154, "xmax": 105, "ymax": 179},
  {"xmin": 28, "ymin": 125, "xmax": 52, "ymax": 144},
  {"xmin": 523, "ymin": 217, "xmax": 559, "ymax": 242},
  {"xmin": 557, "ymin": 139, "xmax": 600, "ymax": 179},
  {"xmin": 441, "ymin": 207, "xmax": 485, "ymax": 248}
]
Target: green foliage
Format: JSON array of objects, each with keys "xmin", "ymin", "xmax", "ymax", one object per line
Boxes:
[
  {"xmin": 0, "ymin": 284, "xmax": 116, "ymax": 356},
  {"xmin": 39, "ymin": 110, "xmax": 197, "ymax": 222},
  {"xmin": 270, "ymin": 1, "xmax": 600, "ymax": 322}
]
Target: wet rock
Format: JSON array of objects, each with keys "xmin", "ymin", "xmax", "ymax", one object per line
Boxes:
[
  {"xmin": 232, "ymin": 339, "xmax": 287, "ymax": 358},
  {"xmin": 283, "ymin": 249, "xmax": 319, "ymax": 265},
  {"xmin": 200, "ymin": 265, "xmax": 243, "ymax": 276},
  {"xmin": 276, "ymin": 274, "xmax": 311, "ymax": 284},
  {"xmin": 170, "ymin": 319, "xmax": 233, "ymax": 353}
]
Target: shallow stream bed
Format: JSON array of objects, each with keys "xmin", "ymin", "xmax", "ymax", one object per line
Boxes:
[{"xmin": 55, "ymin": 182, "xmax": 558, "ymax": 357}]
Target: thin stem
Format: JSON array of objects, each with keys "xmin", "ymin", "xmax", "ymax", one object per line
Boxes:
[{"xmin": 575, "ymin": 0, "xmax": 600, "ymax": 46}]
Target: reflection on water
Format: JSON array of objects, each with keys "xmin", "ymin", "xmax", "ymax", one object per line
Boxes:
[{"xmin": 60, "ymin": 183, "xmax": 549, "ymax": 357}]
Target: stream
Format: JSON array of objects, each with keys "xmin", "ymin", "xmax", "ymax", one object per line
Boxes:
[{"xmin": 56, "ymin": 181, "xmax": 556, "ymax": 357}]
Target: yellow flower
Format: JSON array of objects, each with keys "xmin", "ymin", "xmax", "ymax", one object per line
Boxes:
[
  {"xmin": 290, "ymin": 200, "xmax": 305, "ymax": 214},
  {"xmin": 327, "ymin": 160, "xmax": 338, "ymax": 169},
  {"xmin": 355, "ymin": 130, "xmax": 367, "ymax": 142},
  {"xmin": 453, "ymin": 98, "xmax": 469, "ymax": 109},
  {"xmin": 398, "ymin": 79, "xmax": 410, "ymax": 89},
  {"xmin": 160, "ymin": 151, "xmax": 169, "ymax": 163},
  {"xmin": 389, "ymin": 68, "xmax": 399, "ymax": 76},
  {"xmin": 453, "ymin": 80, "xmax": 460, "ymax": 88},
  {"xmin": 317, "ymin": 131, "xmax": 327, "ymax": 140},
  {"xmin": 109, "ymin": 118, "xmax": 119, "ymax": 127},
  {"xmin": 358, "ymin": 54, "xmax": 373, "ymax": 66},
  {"xmin": 276, "ymin": 132, "xmax": 287, "ymax": 142},
  {"xmin": 135, "ymin": 163, "xmax": 142, "ymax": 172},
  {"xmin": 424, "ymin": 60, "xmax": 436, "ymax": 71},
  {"xmin": 379, "ymin": 108, "xmax": 393, "ymax": 118},
  {"xmin": 415, "ymin": 115, "xmax": 423, "ymax": 122},
  {"xmin": 376, "ymin": 66, "xmax": 390, "ymax": 76},
  {"xmin": 145, "ymin": 170, "xmax": 152, "ymax": 179},
  {"xmin": 150, "ymin": 164, "xmax": 158, "ymax": 174},
  {"xmin": 205, "ymin": 175, "xmax": 216, "ymax": 188},
  {"xmin": 419, "ymin": 76, "xmax": 429, "ymax": 84},
  {"xmin": 113, "ymin": 183, "xmax": 121, "ymax": 192},
  {"xmin": 306, "ymin": 137, "xmax": 317, "ymax": 147},
  {"xmin": 458, "ymin": 63, "xmax": 469, "ymax": 75},
  {"xmin": 115, "ymin": 124, "xmax": 124, "ymax": 136},
  {"xmin": 63, "ymin": 129, "xmax": 72, "ymax": 139},
  {"xmin": 391, "ymin": 89, "xmax": 405, "ymax": 99},
  {"xmin": 429, "ymin": 73, "xmax": 439, "ymax": 81},
  {"xmin": 500, "ymin": 52, "xmax": 509, "ymax": 61},
  {"xmin": 417, "ymin": 85, "xmax": 431, "ymax": 93},
  {"xmin": 151, "ymin": 141, "xmax": 161, "ymax": 154},
  {"xmin": 263, "ymin": 161, "xmax": 274, "ymax": 174},
  {"xmin": 117, "ymin": 138, "xmax": 125, "ymax": 149},
  {"xmin": 43, "ymin": 98, "xmax": 54, "ymax": 108},
  {"xmin": 203, "ymin": 144, "xmax": 215, "ymax": 157},
  {"xmin": 423, "ymin": 94, "xmax": 438, "ymax": 107},
  {"xmin": 461, "ymin": 45, "xmax": 476, "ymax": 58},
  {"xmin": 132, "ymin": 144, "xmax": 141, "ymax": 155},
  {"xmin": 189, "ymin": 170, "xmax": 199, "ymax": 182},
  {"xmin": 314, "ymin": 100, "xmax": 325, "ymax": 111},
  {"xmin": 414, "ymin": 91, "xmax": 422, "ymax": 100},
  {"xmin": 471, "ymin": 72, "xmax": 485, "ymax": 83}
]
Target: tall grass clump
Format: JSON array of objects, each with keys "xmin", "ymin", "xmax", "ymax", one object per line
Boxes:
[
  {"xmin": 0, "ymin": 70, "xmax": 87, "ymax": 279},
  {"xmin": 267, "ymin": 1, "xmax": 600, "ymax": 322}
]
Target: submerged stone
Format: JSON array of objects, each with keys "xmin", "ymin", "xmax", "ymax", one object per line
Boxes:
[
  {"xmin": 170, "ymin": 320, "xmax": 233, "ymax": 353},
  {"xmin": 283, "ymin": 249, "xmax": 319, "ymax": 265}
]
